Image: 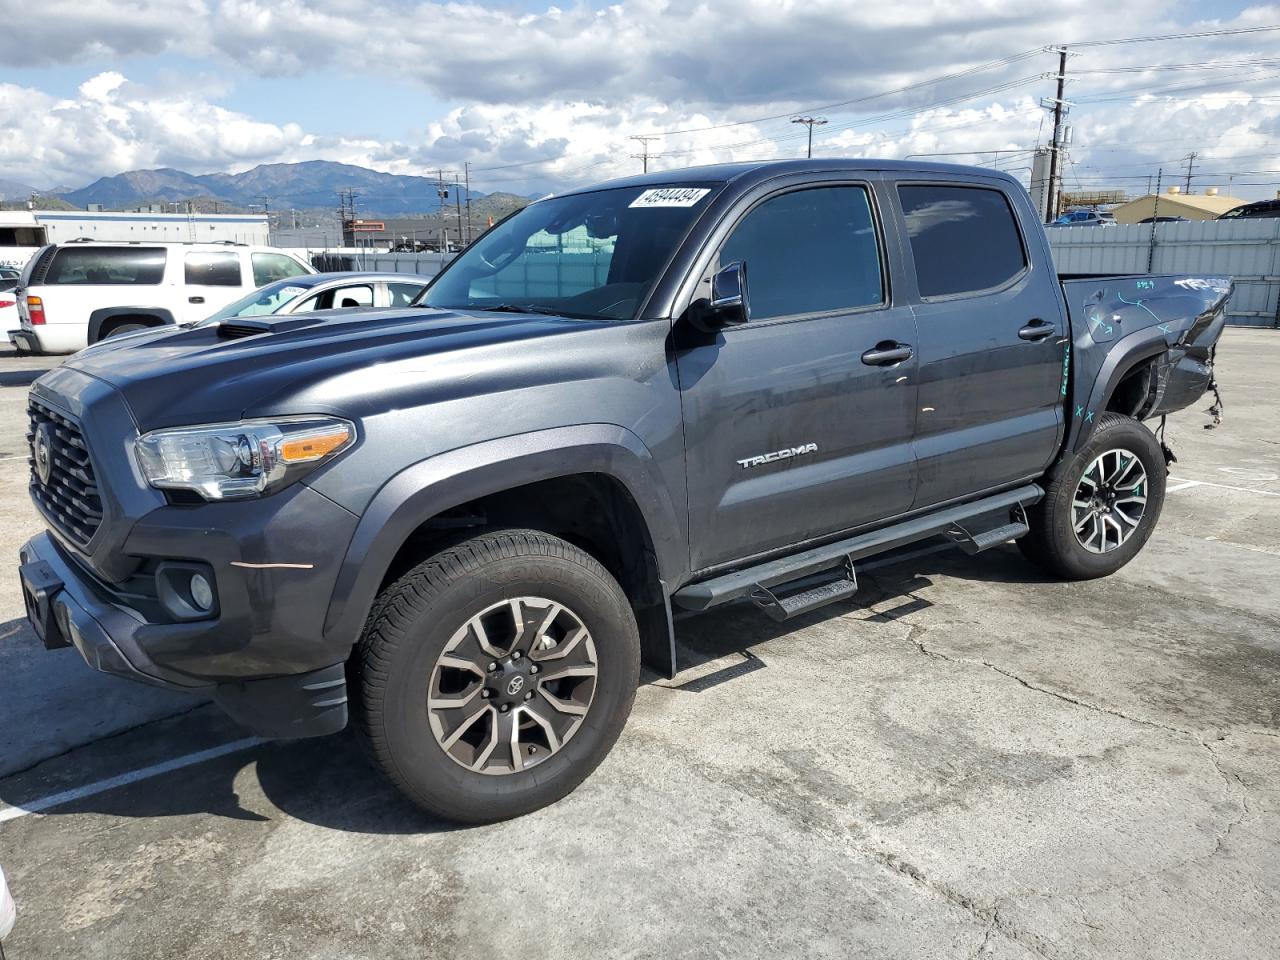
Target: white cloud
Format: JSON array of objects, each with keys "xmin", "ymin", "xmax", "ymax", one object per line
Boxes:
[{"xmin": 0, "ymin": 1, "xmax": 1278, "ymax": 199}]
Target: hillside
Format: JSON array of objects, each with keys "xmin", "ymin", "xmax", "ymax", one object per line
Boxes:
[{"xmin": 55, "ymin": 160, "xmax": 531, "ymax": 216}]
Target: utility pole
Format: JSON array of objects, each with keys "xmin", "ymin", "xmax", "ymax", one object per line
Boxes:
[
  {"xmin": 790, "ymin": 116, "xmax": 828, "ymax": 158},
  {"xmin": 436, "ymin": 169, "xmax": 450, "ymax": 249},
  {"xmin": 1183, "ymin": 152, "xmax": 1198, "ymax": 194},
  {"xmin": 1147, "ymin": 168, "xmax": 1163, "ymax": 273},
  {"xmin": 1042, "ymin": 47, "xmax": 1069, "ymax": 223},
  {"xmin": 454, "ymin": 174, "xmax": 464, "ymax": 246},
  {"xmin": 464, "ymin": 162, "xmax": 473, "ymax": 244},
  {"xmin": 628, "ymin": 135, "xmax": 659, "ymax": 173}
]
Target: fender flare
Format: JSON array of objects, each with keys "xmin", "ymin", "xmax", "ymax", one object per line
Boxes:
[
  {"xmin": 320, "ymin": 423, "xmax": 687, "ymax": 656},
  {"xmin": 88, "ymin": 307, "xmax": 176, "ymax": 344},
  {"xmin": 1065, "ymin": 325, "xmax": 1168, "ymax": 455}
]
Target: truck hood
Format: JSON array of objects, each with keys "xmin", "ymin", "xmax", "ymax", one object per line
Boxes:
[{"xmin": 62, "ymin": 307, "xmax": 616, "ymax": 430}]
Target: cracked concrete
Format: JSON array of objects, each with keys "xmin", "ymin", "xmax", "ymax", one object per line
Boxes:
[{"xmin": 1, "ymin": 330, "xmax": 1278, "ymax": 959}]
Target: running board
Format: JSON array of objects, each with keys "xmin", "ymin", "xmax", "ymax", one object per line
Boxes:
[
  {"xmin": 943, "ymin": 507, "xmax": 1031, "ymax": 555},
  {"xmin": 749, "ymin": 560, "xmax": 858, "ymax": 622},
  {"xmin": 673, "ymin": 484, "xmax": 1043, "ymax": 614}
]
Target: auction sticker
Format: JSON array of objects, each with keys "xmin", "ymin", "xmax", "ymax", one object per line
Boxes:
[{"xmin": 630, "ymin": 187, "xmax": 711, "ymax": 208}]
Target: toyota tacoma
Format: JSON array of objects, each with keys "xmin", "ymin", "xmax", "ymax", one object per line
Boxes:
[{"xmin": 18, "ymin": 160, "xmax": 1229, "ymax": 822}]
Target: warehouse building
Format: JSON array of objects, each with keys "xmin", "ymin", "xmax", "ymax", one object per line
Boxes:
[{"xmin": 1111, "ymin": 187, "xmax": 1242, "ymax": 224}]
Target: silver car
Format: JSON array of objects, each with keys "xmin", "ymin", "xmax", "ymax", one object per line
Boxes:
[{"xmin": 200, "ymin": 271, "xmax": 431, "ymax": 324}]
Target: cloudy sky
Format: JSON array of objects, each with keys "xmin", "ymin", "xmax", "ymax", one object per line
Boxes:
[{"xmin": 0, "ymin": 0, "xmax": 1278, "ymax": 200}]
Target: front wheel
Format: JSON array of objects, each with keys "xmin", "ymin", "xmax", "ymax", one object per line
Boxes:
[
  {"xmin": 353, "ymin": 529, "xmax": 640, "ymax": 823},
  {"xmin": 1019, "ymin": 413, "xmax": 1167, "ymax": 580}
]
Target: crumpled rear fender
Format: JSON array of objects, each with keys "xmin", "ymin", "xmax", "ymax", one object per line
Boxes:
[{"xmin": 1059, "ymin": 275, "xmax": 1232, "ymax": 454}]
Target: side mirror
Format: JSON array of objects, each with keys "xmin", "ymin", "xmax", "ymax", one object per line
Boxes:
[{"xmin": 691, "ymin": 260, "xmax": 750, "ymax": 331}]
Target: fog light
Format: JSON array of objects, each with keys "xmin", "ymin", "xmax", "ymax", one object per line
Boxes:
[{"xmin": 190, "ymin": 573, "xmax": 214, "ymax": 612}]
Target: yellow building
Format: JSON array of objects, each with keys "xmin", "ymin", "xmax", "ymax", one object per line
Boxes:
[{"xmin": 1111, "ymin": 188, "xmax": 1242, "ymax": 224}]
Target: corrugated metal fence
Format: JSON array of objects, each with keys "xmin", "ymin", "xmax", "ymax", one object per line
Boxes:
[
  {"xmin": 306, "ymin": 251, "xmax": 456, "ymax": 277},
  {"xmin": 1047, "ymin": 218, "xmax": 1280, "ymax": 328}
]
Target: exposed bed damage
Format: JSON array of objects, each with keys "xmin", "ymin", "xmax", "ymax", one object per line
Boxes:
[{"xmin": 1059, "ymin": 274, "xmax": 1232, "ymax": 454}]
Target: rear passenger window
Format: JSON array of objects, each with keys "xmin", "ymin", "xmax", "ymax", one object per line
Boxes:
[
  {"xmin": 185, "ymin": 252, "xmax": 242, "ymax": 286},
  {"xmin": 252, "ymin": 253, "xmax": 309, "ymax": 287},
  {"xmin": 719, "ymin": 186, "xmax": 883, "ymax": 321},
  {"xmin": 45, "ymin": 247, "xmax": 166, "ymax": 285},
  {"xmin": 897, "ymin": 185, "xmax": 1026, "ymax": 298}
]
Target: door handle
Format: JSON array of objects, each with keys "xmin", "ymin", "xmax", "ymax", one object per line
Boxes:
[
  {"xmin": 861, "ymin": 342, "xmax": 913, "ymax": 366},
  {"xmin": 1018, "ymin": 319, "xmax": 1055, "ymax": 341},
  {"xmin": 189, "ymin": 296, "xmax": 205, "ymax": 304}
]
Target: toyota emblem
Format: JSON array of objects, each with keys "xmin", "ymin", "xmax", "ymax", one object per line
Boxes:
[
  {"xmin": 32, "ymin": 423, "xmax": 53, "ymax": 486},
  {"xmin": 506, "ymin": 676, "xmax": 525, "ymax": 696}
]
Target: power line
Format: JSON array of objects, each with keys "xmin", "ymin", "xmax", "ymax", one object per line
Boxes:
[
  {"xmin": 456, "ymin": 23, "xmax": 1280, "ymax": 193},
  {"xmin": 1066, "ymin": 23, "xmax": 1280, "ymax": 47}
]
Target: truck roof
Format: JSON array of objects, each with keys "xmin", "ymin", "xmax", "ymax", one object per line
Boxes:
[{"xmin": 556, "ymin": 157, "xmax": 1021, "ymax": 197}]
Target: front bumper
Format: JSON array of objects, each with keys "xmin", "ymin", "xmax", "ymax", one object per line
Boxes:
[{"xmin": 19, "ymin": 530, "xmax": 350, "ymax": 739}]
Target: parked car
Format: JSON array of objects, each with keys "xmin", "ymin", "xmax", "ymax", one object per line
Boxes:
[
  {"xmin": 1048, "ymin": 210, "xmax": 1116, "ymax": 227},
  {"xmin": 1218, "ymin": 198, "xmax": 1280, "ymax": 220},
  {"xmin": 197, "ymin": 272, "xmax": 431, "ymax": 325},
  {"xmin": 1137, "ymin": 216, "xmax": 1189, "ymax": 224},
  {"xmin": 0, "ymin": 279, "xmax": 17, "ymax": 338},
  {"xmin": 7, "ymin": 240, "xmax": 314, "ymax": 354},
  {"xmin": 18, "ymin": 159, "xmax": 1230, "ymax": 823}
]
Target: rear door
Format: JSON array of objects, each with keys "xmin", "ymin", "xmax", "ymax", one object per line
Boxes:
[
  {"xmin": 892, "ymin": 179, "xmax": 1067, "ymax": 508},
  {"xmin": 675, "ymin": 177, "xmax": 919, "ymax": 571},
  {"xmin": 182, "ymin": 251, "xmax": 244, "ymax": 322}
]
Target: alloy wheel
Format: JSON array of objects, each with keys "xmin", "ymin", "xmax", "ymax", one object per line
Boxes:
[
  {"xmin": 1071, "ymin": 448, "xmax": 1149, "ymax": 554},
  {"xmin": 427, "ymin": 597, "xmax": 598, "ymax": 775}
]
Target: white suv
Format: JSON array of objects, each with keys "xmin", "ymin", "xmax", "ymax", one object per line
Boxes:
[{"xmin": 8, "ymin": 241, "xmax": 315, "ymax": 354}]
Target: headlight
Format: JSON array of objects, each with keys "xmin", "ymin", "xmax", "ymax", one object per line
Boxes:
[{"xmin": 135, "ymin": 416, "xmax": 355, "ymax": 501}]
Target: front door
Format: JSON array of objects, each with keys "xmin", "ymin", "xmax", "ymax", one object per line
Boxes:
[
  {"xmin": 892, "ymin": 180, "xmax": 1067, "ymax": 508},
  {"xmin": 675, "ymin": 181, "xmax": 919, "ymax": 572}
]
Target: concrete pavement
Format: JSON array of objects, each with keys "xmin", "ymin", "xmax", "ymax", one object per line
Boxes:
[{"xmin": 0, "ymin": 331, "xmax": 1276, "ymax": 959}]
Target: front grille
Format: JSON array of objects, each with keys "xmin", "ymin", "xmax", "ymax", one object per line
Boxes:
[{"xmin": 27, "ymin": 398, "xmax": 104, "ymax": 546}]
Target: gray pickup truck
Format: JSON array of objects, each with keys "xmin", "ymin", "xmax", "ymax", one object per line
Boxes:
[{"xmin": 18, "ymin": 159, "xmax": 1229, "ymax": 822}]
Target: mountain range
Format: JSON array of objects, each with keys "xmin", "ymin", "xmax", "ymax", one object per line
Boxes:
[
  {"xmin": 0, "ymin": 178, "xmax": 40, "ymax": 201},
  {"xmin": 44, "ymin": 161, "xmax": 534, "ymax": 215}
]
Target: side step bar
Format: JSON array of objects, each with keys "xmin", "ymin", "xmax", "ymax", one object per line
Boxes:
[
  {"xmin": 673, "ymin": 484, "xmax": 1042, "ymax": 615},
  {"xmin": 749, "ymin": 559, "xmax": 858, "ymax": 623}
]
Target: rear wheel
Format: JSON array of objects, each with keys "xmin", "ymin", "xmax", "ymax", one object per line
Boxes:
[
  {"xmin": 101, "ymin": 322, "xmax": 148, "ymax": 340},
  {"xmin": 1019, "ymin": 413, "xmax": 1167, "ymax": 580},
  {"xmin": 354, "ymin": 529, "xmax": 640, "ymax": 823}
]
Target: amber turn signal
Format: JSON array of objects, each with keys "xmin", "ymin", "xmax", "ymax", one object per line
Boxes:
[{"xmin": 279, "ymin": 427, "xmax": 353, "ymax": 463}]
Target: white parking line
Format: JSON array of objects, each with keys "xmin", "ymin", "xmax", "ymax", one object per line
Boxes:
[
  {"xmin": 0, "ymin": 737, "xmax": 264, "ymax": 825},
  {"xmin": 1168, "ymin": 477, "xmax": 1280, "ymax": 497},
  {"xmin": 1166, "ymin": 480, "xmax": 1201, "ymax": 493}
]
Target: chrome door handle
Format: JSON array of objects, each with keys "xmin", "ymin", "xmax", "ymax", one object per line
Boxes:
[
  {"xmin": 1018, "ymin": 320, "xmax": 1055, "ymax": 341},
  {"xmin": 861, "ymin": 342, "xmax": 914, "ymax": 366}
]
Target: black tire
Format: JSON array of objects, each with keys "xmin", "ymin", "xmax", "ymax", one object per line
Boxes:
[
  {"xmin": 1019, "ymin": 412, "xmax": 1167, "ymax": 580},
  {"xmin": 102, "ymin": 322, "xmax": 148, "ymax": 340},
  {"xmin": 353, "ymin": 529, "xmax": 640, "ymax": 823}
]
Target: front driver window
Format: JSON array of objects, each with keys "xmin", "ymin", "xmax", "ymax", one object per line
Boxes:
[{"xmin": 719, "ymin": 186, "xmax": 884, "ymax": 321}]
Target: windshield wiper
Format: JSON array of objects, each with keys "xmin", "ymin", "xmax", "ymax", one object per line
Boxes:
[
  {"xmin": 478, "ymin": 303, "xmax": 566, "ymax": 316},
  {"xmin": 426, "ymin": 301, "xmax": 610, "ymax": 321}
]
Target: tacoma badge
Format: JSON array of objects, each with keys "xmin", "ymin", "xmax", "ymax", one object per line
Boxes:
[{"xmin": 737, "ymin": 443, "xmax": 818, "ymax": 469}]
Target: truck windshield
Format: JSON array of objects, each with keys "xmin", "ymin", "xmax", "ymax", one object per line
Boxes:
[{"xmin": 420, "ymin": 184, "xmax": 718, "ymax": 320}]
